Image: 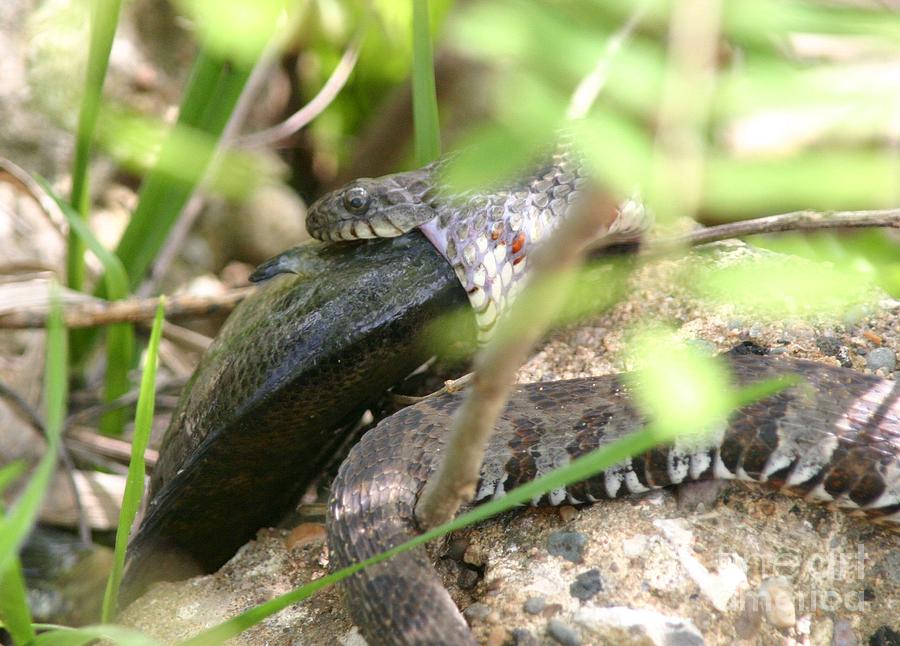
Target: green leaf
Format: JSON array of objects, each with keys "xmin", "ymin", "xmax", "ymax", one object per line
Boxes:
[
  {"xmin": 37, "ymin": 175, "xmax": 135, "ymax": 436},
  {"xmin": 0, "ymin": 559, "xmax": 36, "ymax": 645},
  {"xmin": 102, "ymin": 299, "xmax": 166, "ymax": 621},
  {"xmin": 68, "ymin": 0, "xmax": 123, "ymax": 293},
  {"xmin": 0, "ymin": 284, "xmax": 66, "ymax": 578},
  {"xmin": 107, "ymin": 50, "xmax": 255, "ymax": 292},
  {"xmin": 0, "ymin": 462, "xmax": 26, "ymax": 496},
  {"xmin": 412, "ymin": 0, "xmax": 441, "ymax": 165},
  {"xmin": 626, "ymin": 328, "xmax": 733, "ymax": 440},
  {"xmin": 33, "ymin": 624, "xmax": 160, "ymax": 646}
]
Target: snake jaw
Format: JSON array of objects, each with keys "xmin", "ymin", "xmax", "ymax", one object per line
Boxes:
[{"xmin": 306, "ymin": 166, "xmax": 443, "ymax": 242}]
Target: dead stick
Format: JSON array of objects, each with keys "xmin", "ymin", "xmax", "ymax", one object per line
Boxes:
[
  {"xmin": 640, "ymin": 207, "xmax": 900, "ymax": 255},
  {"xmin": 414, "ymin": 191, "xmax": 622, "ymax": 529},
  {"xmin": 0, "ymin": 286, "xmax": 255, "ymax": 329}
]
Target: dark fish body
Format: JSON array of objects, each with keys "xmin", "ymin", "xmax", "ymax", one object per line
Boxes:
[{"xmin": 122, "ymin": 233, "xmax": 469, "ymax": 601}]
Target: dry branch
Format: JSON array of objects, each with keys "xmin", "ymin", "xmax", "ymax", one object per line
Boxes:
[{"xmin": 0, "ymin": 286, "xmax": 254, "ymax": 329}]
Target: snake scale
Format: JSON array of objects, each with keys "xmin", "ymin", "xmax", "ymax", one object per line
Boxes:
[{"xmin": 307, "ymin": 146, "xmax": 900, "ymax": 645}]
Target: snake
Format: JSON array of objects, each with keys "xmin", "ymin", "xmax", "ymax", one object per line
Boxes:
[{"xmin": 306, "ymin": 148, "xmax": 900, "ymax": 645}]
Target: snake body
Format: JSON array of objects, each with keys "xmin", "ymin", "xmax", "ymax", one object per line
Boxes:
[
  {"xmin": 308, "ymin": 152, "xmax": 900, "ymax": 644},
  {"xmin": 327, "ymin": 353, "xmax": 900, "ymax": 646}
]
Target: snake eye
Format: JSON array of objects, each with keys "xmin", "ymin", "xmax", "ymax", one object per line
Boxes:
[{"xmin": 342, "ymin": 187, "xmax": 370, "ymax": 214}]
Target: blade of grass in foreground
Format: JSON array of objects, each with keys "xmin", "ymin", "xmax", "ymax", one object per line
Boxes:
[
  {"xmin": 0, "ymin": 462, "xmax": 34, "ymax": 645},
  {"xmin": 32, "ymin": 623, "xmax": 160, "ymax": 646},
  {"xmin": 0, "ymin": 559, "xmax": 36, "ymax": 644},
  {"xmin": 68, "ymin": 0, "xmax": 123, "ymax": 293},
  {"xmin": 39, "ymin": 175, "xmax": 135, "ymax": 436},
  {"xmin": 0, "ymin": 282, "xmax": 66, "ymax": 576},
  {"xmin": 412, "ymin": 0, "xmax": 441, "ymax": 165},
  {"xmin": 101, "ymin": 299, "xmax": 166, "ymax": 621}
]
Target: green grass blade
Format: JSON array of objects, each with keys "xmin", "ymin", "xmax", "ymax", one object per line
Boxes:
[
  {"xmin": 68, "ymin": 0, "xmax": 123, "ymax": 293},
  {"xmin": 110, "ymin": 52, "xmax": 254, "ymax": 292},
  {"xmin": 38, "ymin": 175, "xmax": 135, "ymax": 436},
  {"xmin": 412, "ymin": 0, "xmax": 441, "ymax": 165},
  {"xmin": 0, "ymin": 283, "xmax": 66, "ymax": 577},
  {"xmin": 0, "ymin": 558, "xmax": 36, "ymax": 644},
  {"xmin": 101, "ymin": 299, "xmax": 166, "ymax": 621},
  {"xmin": 0, "ymin": 462, "xmax": 26, "ymax": 494},
  {"xmin": 32, "ymin": 623, "xmax": 160, "ymax": 646}
]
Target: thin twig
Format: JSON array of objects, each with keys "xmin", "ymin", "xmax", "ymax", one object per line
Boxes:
[
  {"xmin": 566, "ymin": 1, "xmax": 651, "ymax": 120},
  {"xmin": 66, "ymin": 428, "xmax": 159, "ymax": 471},
  {"xmin": 0, "ymin": 380, "xmax": 92, "ymax": 545},
  {"xmin": 236, "ymin": 34, "xmax": 363, "ymax": 149},
  {"xmin": 391, "ymin": 372, "xmax": 474, "ymax": 406},
  {"xmin": 65, "ymin": 375, "xmax": 186, "ymax": 428},
  {"xmin": 0, "ymin": 286, "xmax": 254, "ymax": 329},
  {"xmin": 639, "ymin": 207, "xmax": 900, "ymax": 255}
]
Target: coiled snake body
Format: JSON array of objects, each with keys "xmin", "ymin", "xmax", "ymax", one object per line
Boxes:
[{"xmin": 308, "ymin": 150, "xmax": 900, "ymax": 645}]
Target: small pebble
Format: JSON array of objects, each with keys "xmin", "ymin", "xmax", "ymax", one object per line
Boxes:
[
  {"xmin": 558, "ymin": 505, "xmax": 578, "ymax": 523},
  {"xmin": 511, "ymin": 628, "xmax": 539, "ymax": 646},
  {"xmin": 547, "ymin": 531, "xmax": 587, "ymax": 564},
  {"xmin": 457, "ymin": 567, "xmax": 480, "ymax": 590},
  {"xmin": 523, "ymin": 596, "xmax": 546, "ymax": 615},
  {"xmin": 463, "ymin": 603, "xmax": 491, "ymax": 623},
  {"xmin": 284, "ymin": 523, "xmax": 326, "ymax": 549},
  {"xmin": 866, "ymin": 347, "xmax": 896, "ymax": 373},
  {"xmin": 815, "ymin": 335, "xmax": 842, "ymax": 357},
  {"xmin": 832, "ymin": 618, "xmax": 858, "ymax": 646},
  {"xmin": 547, "ymin": 619, "xmax": 581, "ymax": 646},
  {"xmin": 569, "ymin": 569, "xmax": 604, "ymax": 601},
  {"xmin": 485, "ymin": 626, "xmax": 507, "ymax": 646},
  {"xmin": 869, "ymin": 625, "xmax": 900, "ymax": 646},
  {"xmin": 758, "ymin": 577, "xmax": 795, "ymax": 629}
]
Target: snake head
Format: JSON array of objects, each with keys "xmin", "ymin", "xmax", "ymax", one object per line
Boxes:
[{"xmin": 306, "ymin": 164, "xmax": 442, "ymax": 241}]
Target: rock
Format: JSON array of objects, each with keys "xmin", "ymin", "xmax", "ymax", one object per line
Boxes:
[
  {"xmin": 568, "ymin": 569, "xmax": 603, "ymax": 601},
  {"xmin": 511, "ymin": 627, "xmax": 539, "ymax": 646},
  {"xmin": 758, "ymin": 577, "xmax": 795, "ymax": 629},
  {"xmin": 869, "ymin": 625, "xmax": 900, "ymax": 646},
  {"xmin": 865, "ymin": 347, "xmax": 896, "ymax": 373},
  {"xmin": 574, "ymin": 606, "xmax": 704, "ymax": 646},
  {"xmin": 462, "ymin": 602, "xmax": 491, "ymax": 623},
  {"xmin": 523, "ymin": 596, "xmax": 546, "ymax": 615},
  {"xmin": 833, "ymin": 618, "xmax": 860, "ymax": 646},
  {"xmin": 547, "ymin": 618, "xmax": 581, "ymax": 646},
  {"xmin": 547, "ymin": 531, "xmax": 587, "ymax": 564}
]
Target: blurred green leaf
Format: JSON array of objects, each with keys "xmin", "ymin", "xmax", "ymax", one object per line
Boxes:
[
  {"xmin": 98, "ymin": 111, "xmax": 279, "ymax": 203},
  {"xmin": 693, "ymin": 255, "xmax": 872, "ymax": 318},
  {"xmin": 38, "ymin": 175, "xmax": 135, "ymax": 436},
  {"xmin": 102, "ymin": 299, "xmax": 165, "ymax": 621},
  {"xmin": 0, "ymin": 559, "xmax": 35, "ymax": 645},
  {"xmin": 751, "ymin": 230, "xmax": 900, "ymax": 298},
  {"xmin": 0, "ymin": 284, "xmax": 66, "ymax": 578},
  {"xmin": 627, "ymin": 328, "xmax": 732, "ymax": 438},
  {"xmin": 0, "ymin": 466, "xmax": 35, "ymax": 646},
  {"xmin": 33, "ymin": 624, "xmax": 159, "ymax": 646},
  {"xmin": 0, "ymin": 462, "xmax": 26, "ymax": 495},
  {"xmin": 176, "ymin": 0, "xmax": 290, "ymax": 65},
  {"xmin": 412, "ymin": 0, "xmax": 441, "ymax": 165},
  {"xmin": 68, "ymin": 0, "xmax": 122, "ymax": 293}
]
